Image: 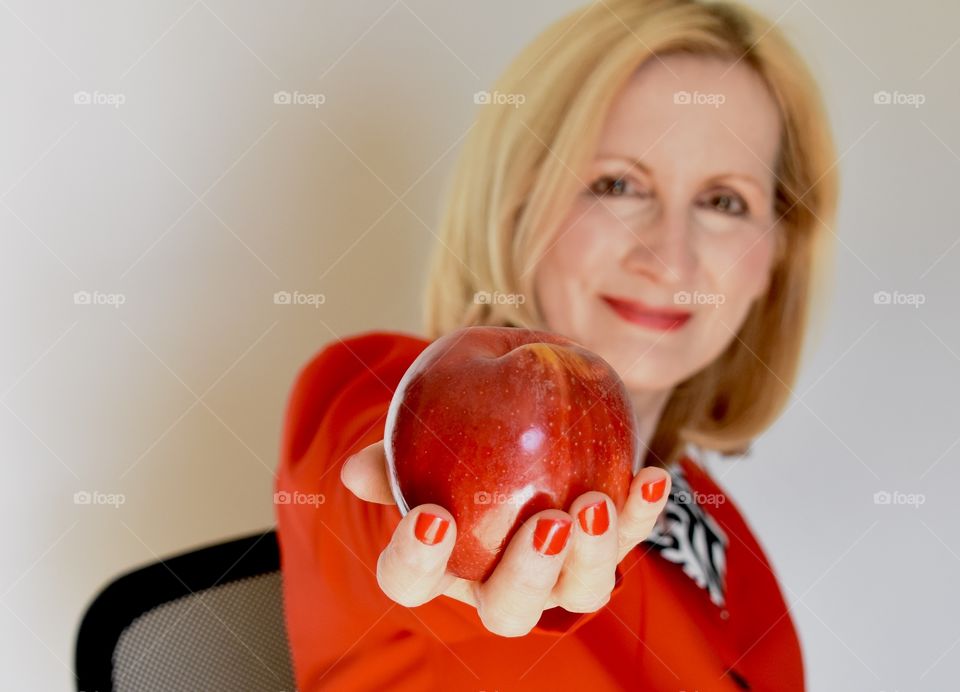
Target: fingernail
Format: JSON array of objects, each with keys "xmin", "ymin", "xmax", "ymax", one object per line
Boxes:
[
  {"xmin": 641, "ymin": 477, "xmax": 667, "ymax": 503},
  {"xmin": 577, "ymin": 499, "xmax": 609, "ymax": 536},
  {"xmin": 414, "ymin": 512, "xmax": 449, "ymax": 545},
  {"xmin": 533, "ymin": 518, "xmax": 572, "ymax": 555}
]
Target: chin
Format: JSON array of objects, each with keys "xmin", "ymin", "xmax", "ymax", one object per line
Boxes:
[
  {"xmin": 591, "ymin": 349, "xmax": 681, "ymax": 392},
  {"xmin": 620, "ymin": 368, "xmax": 683, "ymax": 393}
]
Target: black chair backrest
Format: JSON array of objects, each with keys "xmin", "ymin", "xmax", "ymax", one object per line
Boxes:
[{"xmin": 75, "ymin": 529, "xmax": 296, "ymax": 692}]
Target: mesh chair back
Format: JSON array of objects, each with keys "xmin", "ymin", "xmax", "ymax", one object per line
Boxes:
[{"xmin": 75, "ymin": 529, "xmax": 296, "ymax": 692}]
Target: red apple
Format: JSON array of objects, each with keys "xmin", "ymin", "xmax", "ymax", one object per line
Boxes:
[{"xmin": 384, "ymin": 325, "xmax": 639, "ymax": 582}]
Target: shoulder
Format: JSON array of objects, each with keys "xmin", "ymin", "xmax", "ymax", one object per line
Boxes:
[
  {"xmin": 293, "ymin": 329, "xmax": 430, "ymax": 385},
  {"xmin": 676, "ymin": 442, "xmax": 779, "ymax": 580},
  {"xmin": 281, "ymin": 330, "xmax": 431, "ymax": 469},
  {"xmin": 287, "ymin": 329, "xmax": 430, "ymax": 408},
  {"xmin": 650, "ymin": 441, "xmax": 796, "ymax": 612},
  {"xmin": 674, "ymin": 443, "xmax": 755, "ymax": 548},
  {"xmin": 675, "ymin": 443, "xmax": 804, "ymax": 680}
]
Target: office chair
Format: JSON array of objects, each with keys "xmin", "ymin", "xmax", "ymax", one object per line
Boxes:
[{"xmin": 74, "ymin": 529, "xmax": 296, "ymax": 691}]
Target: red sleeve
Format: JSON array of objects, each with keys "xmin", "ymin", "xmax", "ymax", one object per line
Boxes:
[{"xmin": 274, "ymin": 331, "xmax": 626, "ymax": 689}]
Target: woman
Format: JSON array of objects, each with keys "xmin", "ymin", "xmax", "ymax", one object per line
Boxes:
[{"xmin": 275, "ymin": 0, "xmax": 838, "ymax": 689}]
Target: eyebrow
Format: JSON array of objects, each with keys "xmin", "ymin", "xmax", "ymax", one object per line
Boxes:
[{"xmin": 594, "ymin": 154, "xmax": 771, "ymax": 197}]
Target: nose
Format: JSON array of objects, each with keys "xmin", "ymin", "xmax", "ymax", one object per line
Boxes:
[{"xmin": 621, "ymin": 206, "xmax": 698, "ymax": 285}]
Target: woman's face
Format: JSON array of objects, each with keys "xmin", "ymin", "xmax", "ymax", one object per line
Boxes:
[{"xmin": 533, "ymin": 53, "xmax": 784, "ymax": 393}]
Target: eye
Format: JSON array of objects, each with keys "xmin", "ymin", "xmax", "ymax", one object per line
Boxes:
[
  {"xmin": 700, "ymin": 189, "xmax": 749, "ymax": 216},
  {"xmin": 587, "ymin": 174, "xmax": 648, "ymax": 198}
]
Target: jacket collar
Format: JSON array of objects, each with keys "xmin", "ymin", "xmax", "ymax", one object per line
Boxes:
[{"xmin": 643, "ymin": 444, "xmax": 730, "ymax": 608}]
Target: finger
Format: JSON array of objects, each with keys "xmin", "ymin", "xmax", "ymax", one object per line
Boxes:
[
  {"xmin": 441, "ymin": 576, "xmax": 480, "ymax": 609},
  {"xmin": 617, "ymin": 467, "xmax": 672, "ymax": 563},
  {"xmin": 377, "ymin": 504, "xmax": 456, "ymax": 607},
  {"xmin": 476, "ymin": 509, "xmax": 573, "ymax": 637},
  {"xmin": 340, "ymin": 440, "xmax": 395, "ymax": 505},
  {"xmin": 552, "ymin": 492, "xmax": 619, "ymax": 612}
]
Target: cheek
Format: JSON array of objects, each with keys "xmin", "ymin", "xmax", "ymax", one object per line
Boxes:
[
  {"xmin": 705, "ymin": 230, "xmax": 777, "ymax": 317},
  {"xmin": 652, "ymin": 233, "xmax": 775, "ymax": 383},
  {"xmin": 549, "ymin": 203, "xmax": 633, "ymax": 280},
  {"xmin": 534, "ymin": 210, "xmax": 621, "ymax": 328}
]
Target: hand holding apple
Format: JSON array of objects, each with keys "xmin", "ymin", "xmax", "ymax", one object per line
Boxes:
[
  {"xmin": 383, "ymin": 326, "xmax": 641, "ymax": 581},
  {"xmin": 341, "ymin": 437, "xmax": 671, "ymax": 637},
  {"xmin": 339, "ymin": 325, "xmax": 672, "ymax": 636}
]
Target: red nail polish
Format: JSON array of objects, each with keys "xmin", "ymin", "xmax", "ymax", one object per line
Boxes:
[
  {"xmin": 641, "ymin": 477, "xmax": 667, "ymax": 503},
  {"xmin": 577, "ymin": 500, "xmax": 609, "ymax": 536},
  {"xmin": 414, "ymin": 512, "xmax": 449, "ymax": 545},
  {"xmin": 533, "ymin": 518, "xmax": 572, "ymax": 555}
]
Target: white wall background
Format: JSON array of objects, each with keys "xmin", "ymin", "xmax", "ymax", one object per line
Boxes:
[{"xmin": 2, "ymin": 0, "xmax": 958, "ymax": 689}]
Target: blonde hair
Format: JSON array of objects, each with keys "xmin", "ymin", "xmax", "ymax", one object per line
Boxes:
[{"xmin": 421, "ymin": 0, "xmax": 839, "ymax": 469}]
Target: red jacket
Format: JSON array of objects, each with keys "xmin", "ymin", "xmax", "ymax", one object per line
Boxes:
[{"xmin": 274, "ymin": 330, "xmax": 805, "ymax": 690}]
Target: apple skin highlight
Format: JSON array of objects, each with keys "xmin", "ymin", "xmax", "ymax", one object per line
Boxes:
[{"xmin": 384, "ymin": 326, "xmax": 640, "ymax": 582}]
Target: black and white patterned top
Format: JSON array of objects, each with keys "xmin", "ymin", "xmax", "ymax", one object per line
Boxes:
[{"xmin": 644, "ymin": 451, "xmax": 730, "ymax": 609}]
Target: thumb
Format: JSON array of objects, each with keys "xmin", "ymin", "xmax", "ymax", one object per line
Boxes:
[{"xmin": 340, "ymin": 440, "xmax": 397, "ymax": 505}]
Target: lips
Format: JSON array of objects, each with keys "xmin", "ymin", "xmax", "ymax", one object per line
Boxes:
[{"xmin": 601, "ymin": 294, "xmax": 692, "ymax": 331}]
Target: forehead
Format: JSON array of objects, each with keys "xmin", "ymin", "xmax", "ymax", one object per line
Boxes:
[{"xmin": 595, "ymin": 53, "xmax": 783, "ymax": 180}]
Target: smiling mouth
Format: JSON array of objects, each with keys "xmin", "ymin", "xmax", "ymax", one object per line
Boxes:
[{"xmin": 600, "ymin": 294, "xmax": 692, "ymax": 332}]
